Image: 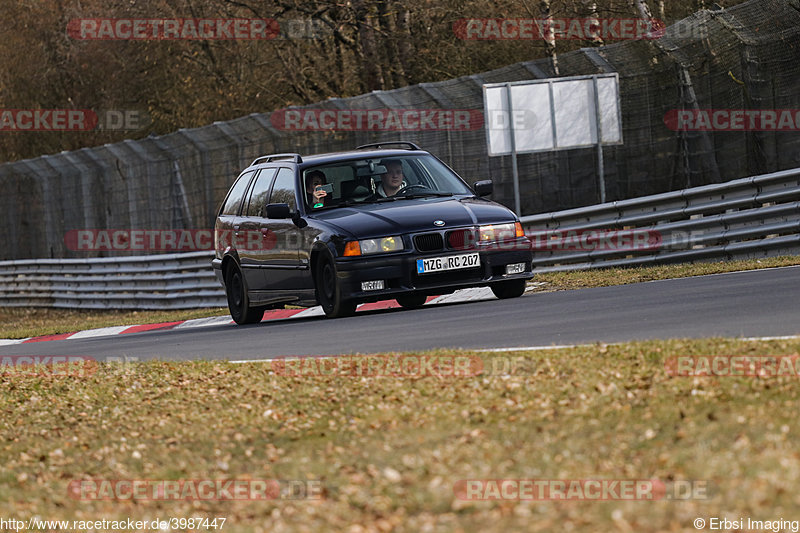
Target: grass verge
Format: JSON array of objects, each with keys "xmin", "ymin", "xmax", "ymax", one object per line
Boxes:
[
  {"xmin": 2, "ymin": 337, "xmax": 800, "ymax": 531},
  {"xmin": 0, "ymin": 307, "xmax": 228, "ymax": 340},
  {"xmin": 2, "ymin": 256, "xmax": 798, "ymax": 340},
  {"xmin": 532, "ymin": 255, "xmax": 800, "ymax": 292}
]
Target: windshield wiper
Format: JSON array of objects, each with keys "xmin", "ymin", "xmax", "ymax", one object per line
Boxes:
[
  {"xmin": 373, "ymin": 191, "xmax": 453, "ymax": 202},
  {"xmin": 398, "ymin": 191, "xmax": 453, "ymax": 199}
]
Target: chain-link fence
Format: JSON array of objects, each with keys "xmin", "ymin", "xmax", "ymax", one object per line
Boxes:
[{"xmin": 1, "ymin": 0, "xmax": 798, "ymax": 260}]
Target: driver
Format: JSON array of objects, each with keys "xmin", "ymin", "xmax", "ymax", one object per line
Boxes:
[{"xmin": 376, "ymin": 159, "xmax": 406, "ymax": 197}]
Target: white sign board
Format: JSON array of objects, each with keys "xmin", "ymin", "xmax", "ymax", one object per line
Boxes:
[{"xmin": 483, "ymin": 74, "xmax": 622, "ymax": 156}]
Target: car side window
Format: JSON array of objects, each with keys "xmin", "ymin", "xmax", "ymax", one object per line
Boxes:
[
  {"xmin": 269, "ymin": 168, "xmax": 297, "ymax": 210},
  {"xmin": 221, "ymin": 170, "xmax": 256, "ymax": 216},
  {"xmin": 245, "ymin": 168, "xmax": 277, "ymax": 217}
]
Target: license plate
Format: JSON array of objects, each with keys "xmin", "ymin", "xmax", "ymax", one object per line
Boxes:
[{"xmin": 416, "ymin": 253, "xmax": 480, "ymax": 274}]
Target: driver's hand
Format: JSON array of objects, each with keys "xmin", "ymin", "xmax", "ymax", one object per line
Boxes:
[{"xmin": 313, "ymin": 186, "xmax": 327, "ymax": 201}]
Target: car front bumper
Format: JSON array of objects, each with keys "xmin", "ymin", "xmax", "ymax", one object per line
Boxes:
[{"xmin": 335, "ymin": 245, "xmax": 533, "ymax": 302}]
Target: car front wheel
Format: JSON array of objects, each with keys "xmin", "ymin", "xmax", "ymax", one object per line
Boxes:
[
  {"xmin": 317, "ymin": 255, "xmax": 357, "ymax": 318},
  {"xmin": 226, "ymin": 265, "xmax": 265, "ymax": 325},
  {"xmin": 490, "ymin": 279, "xmax": 527, "ymax": 299}
]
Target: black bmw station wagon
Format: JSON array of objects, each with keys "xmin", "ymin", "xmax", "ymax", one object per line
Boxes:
[{"xmin": 213, "ymin": 142, "xmax": 533, "ymax": 324}]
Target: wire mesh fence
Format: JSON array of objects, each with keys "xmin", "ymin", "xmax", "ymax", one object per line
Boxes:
[{"xmin": 1, "ymin": 0, "xmax": 798, "ymax": 260}]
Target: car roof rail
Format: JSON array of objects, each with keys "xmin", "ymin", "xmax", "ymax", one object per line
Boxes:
[
  {"xmin": 355, "ymin": 141, "xmax": 421, "ymax": 151},
  {"xmin": 250, "ymin": 153, "xmax": 303, "ymax": 166}
]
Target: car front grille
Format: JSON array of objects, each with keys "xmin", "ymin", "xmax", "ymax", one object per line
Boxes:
[
  {"xmin": 446, "ymin": 229, "xmax": 476, "ymax": 250},
  {"xmin": 414, "ymin": 232, "xmax": 444, "ymax": 252}
]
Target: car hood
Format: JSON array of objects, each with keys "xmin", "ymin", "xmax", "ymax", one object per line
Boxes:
[{"xmin": 309, "ymin": 196, "xmax": 516, "ymax": 239}]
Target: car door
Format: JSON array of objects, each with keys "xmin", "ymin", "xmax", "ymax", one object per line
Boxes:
[
  {"xmin": 217, "ymin": 170, "xmax": 257, "ymax": 260},
  {"xmin": 237, "ymin": 167, "xmax": 277, "ymax": 291},
  {"xmin": 261, "ymin": 167, "xmax": 303, "ymax": 291}
]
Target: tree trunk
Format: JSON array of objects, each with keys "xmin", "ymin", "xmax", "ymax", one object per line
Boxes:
[
  {"xmin": 540, "ymin": 0, "xmax": 559, "ymax": 75},
  {"xmin": 353, "ymin": 1, "xmax": 384, "ymax": 92},
  {"xmin": 632, "ymin": 0, "xmax": 654, "ymax": 21},
  {"xmin": 395, "ymin": 5, "xmax": 413, "ymax": 85},
  {"xmin": 583, "ymin": 0, "xmax": 604, "ymax": 46}
]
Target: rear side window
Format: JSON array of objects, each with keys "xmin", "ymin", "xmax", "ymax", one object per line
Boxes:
[
  {"xmin": 269, "ymin": 168, "xmax": 297, "ymax": 209},
  {"xmin": 245, "ymin": 168, "xmax": 277, "ymax": 217},
  {"xmin": 221, "ymin": 171, "xmax": 255, "ymax": 216}
]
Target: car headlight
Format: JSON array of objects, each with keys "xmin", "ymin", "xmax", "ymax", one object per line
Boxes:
[
  {"xmin": 478, "ymin": 222, "xmax": 524, "ymax": 243},
  {"xmin": 343, "ymin": 236, "xmax": 403, "ymax": 256}
]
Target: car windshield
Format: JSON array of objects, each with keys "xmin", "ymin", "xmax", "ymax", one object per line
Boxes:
[{"xmin": 301, "ymin": 154, "xmax": 473, "ymax": 210}]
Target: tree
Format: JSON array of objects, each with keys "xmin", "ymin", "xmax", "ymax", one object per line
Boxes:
[{"xmin": 0, "ymin": 0, "xmax": 750, "ymax": 162}]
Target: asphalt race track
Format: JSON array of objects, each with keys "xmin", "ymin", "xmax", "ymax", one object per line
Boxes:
[{"xmin": 3, "ymin": 266, "xmax": 799, "ymax": 361}]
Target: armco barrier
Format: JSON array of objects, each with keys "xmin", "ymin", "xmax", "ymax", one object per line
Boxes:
[
  {"xmin": 0, "ymin": 251, "xmax": 225, "ymax": 309},
  {"xmin": 1, "ymin": 168, "xmax": 799, "ymax": 309},
  {"xmin": 520, "ymin": 167, "xmax": 800, "ymax": 272},
  {"xmin": 3, "ymin": 0, "xmax": 800, "ymax": 261}
]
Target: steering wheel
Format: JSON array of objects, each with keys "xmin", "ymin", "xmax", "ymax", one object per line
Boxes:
[{"xmin": 395, "ymin": 184, "xmax": 431, "ymax": 196}]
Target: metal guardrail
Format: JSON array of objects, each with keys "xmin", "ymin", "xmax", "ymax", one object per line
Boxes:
[
  {"xmin": 0, "ymin": 251, "xmax": 225, "ymax": 309},
  {"xmin": 1, "ymin": 167, "xmax": 799, "ymax": 309},
  {"xmin": 520, "ymin": 167, "xmax": 800, "ymax": 272}
]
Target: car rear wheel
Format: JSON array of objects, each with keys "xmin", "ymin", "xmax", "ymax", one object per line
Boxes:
[
  {"xmin": 396, "ymin": 294, "xmax": 428, "ymax": 309},
  {"xmin": 226, "ymin": 265, "xmax": 264, "ymax": 325},
  {"xmin": 490, "ymin": 279, "xmax": 527, "ymax": 299},
  {"xmin": 317, "ymin": 255, "xmax": 357, "ymax": 318}
]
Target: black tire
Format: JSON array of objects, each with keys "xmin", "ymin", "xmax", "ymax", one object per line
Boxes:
[
  {"xmin": 225, "ymin": 265, "xmax": 264, "ymax": 325},
  {"xmin": 396, "ymin": 294, "xmax": 428, "ymax": 309},
  {"xmin": 490, "ymin": 279, "xmax": 527, "ymax": 299},
  {"xmin": 316, "ymin": 255, "xmax": 357, "ymax": 318}
]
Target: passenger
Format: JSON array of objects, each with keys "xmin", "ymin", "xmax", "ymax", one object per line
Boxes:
[{"xmin": 305, "ymin": 170, "xmax": 328, "ymax": 208}]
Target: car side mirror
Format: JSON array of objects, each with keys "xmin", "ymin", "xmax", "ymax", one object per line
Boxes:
[
  {"xmin": 474, "ymin": 180, "xmax": 493, "ymax": 197},
  {"xmin": 265, "ymin": 203, "xmax": 291, "ymax": 219}
]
